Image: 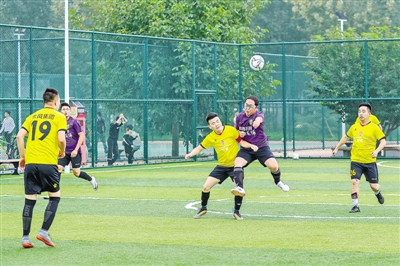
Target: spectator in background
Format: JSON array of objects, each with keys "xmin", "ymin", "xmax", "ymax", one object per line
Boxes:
[
  {"xmin": 107, "ymin": 114, "xmax": 127, "ymax": 166},
  {"xmin": 122, "ymin": 125, "xmax": 138, "ymax": 164},
  {"xmin": 0, "ymin": 110, "xmax": 16, "ymax": 154},
  {"xmin": 96, "ymin": 112, "xmax": 108, "ymax": 154}
]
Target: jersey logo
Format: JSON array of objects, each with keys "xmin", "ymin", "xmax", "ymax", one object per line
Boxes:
[{"xmin": 249, "ymin": 119, "xmax": 253, "ymax": 125}]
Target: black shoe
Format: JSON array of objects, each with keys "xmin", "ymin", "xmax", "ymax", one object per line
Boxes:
[
  {"xmin": 233, "ymin": 210, "xmax": 243, "ymax": 220},
  {"xmin": 349, "ymin": 206, "xmax": 360, "ymax": 213},
  {"xmin": 194, "ymin": 207, "xmax": 207, "ymax": 219},
  {"xmin": 375, "ymin": 192, "xmax": 384, "ymax": 204}
]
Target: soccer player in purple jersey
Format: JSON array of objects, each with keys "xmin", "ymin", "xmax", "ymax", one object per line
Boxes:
[
  {"xmin": 57, "ymin": 103, "xmax": 98, "ymax": 190},
  {"xmin": 231, "ymin": 95, "xmax": 289, "ymax": 197}
]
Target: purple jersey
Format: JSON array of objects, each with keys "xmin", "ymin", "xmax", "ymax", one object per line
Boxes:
[
  {"xmin": 235, "ymin": 110, "xmax": 269, "ymax": 147},
  {"xmin": 65, "ymin": 116, "xmax": 83, "ymax": 154}
]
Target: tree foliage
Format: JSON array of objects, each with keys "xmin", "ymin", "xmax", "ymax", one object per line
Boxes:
[{"xmin": 305, "ymin": 26, "xmax": 400, "ymax": 136}]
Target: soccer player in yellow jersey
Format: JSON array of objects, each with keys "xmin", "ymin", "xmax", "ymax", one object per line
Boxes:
[
  {"xmin": 185, "ymin": 112, "xmax": 257, "ymax": 220},
  {"xmin": 16, "ymin": 88, "xmax": 67, "ymax": 248},
  {"xmin": 333, "ymin": 102, "xmax": 386, "ymax": 213}
]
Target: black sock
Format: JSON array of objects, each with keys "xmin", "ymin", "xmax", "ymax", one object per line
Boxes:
[
  {"xmin": 234, "ymin": 196, "xmax": 243, "ymax": 211},
  {"xmin": 22, "ymin": 198, "xmax": 36, "ymax": 236},
  {"xmin": 41, "ymin": 197, "xmax": 60, "ymax": 231},
  {"xmin": 233, "ymin": 167, "xmax": 244, "ymax": 188},
  {"xmin": 201, "ymin": 191, "xmax": 210, "ymax": 208},
  {"xmin": 271, "ymin": 168, "xmax": 281, "ymax": 184},
  {"xmin": 79, "ymin": 171, "xmax": 92, "ymax": 181}
]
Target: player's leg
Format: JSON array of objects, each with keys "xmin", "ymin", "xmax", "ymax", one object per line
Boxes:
[
  {"xmin": 231, "ymin": 150, "xmax": 252, "ymax": 196},
  {"xmin": 36, "ymin": 165, "xmax": 61, "ymax": 247},
  {"xmin": 22, "ymin": 165, "xmax": 39, "ymax": 248},
  {"xmin": 365, "ymin": 163, "xmax": 384, "ymax": 204},
  {"xmin": 260, "ymin": 147, "xmax": 289, "ymax": 192},
  {"xmin": 194, "ymin": 176, "xmax": 220, "ymax": 219},
  {"xmin": 71, "ymin": 154, "xmax": 98, "ymax": 190},
  {"xmin": 349, "ymin": 162, "xmax": 362, "ymax": 213},
  {"xmin": 107, "ymin": 139, "xmax": 114, "ymax": 165},
  {"xmin": 233, "ymin": 196, "xmax": 244, "ymax": 220}
]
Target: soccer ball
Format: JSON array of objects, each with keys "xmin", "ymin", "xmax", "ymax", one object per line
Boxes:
[
  {"xmin": 292, "ymin": 153, "xmax": 299, "ymax": 160},
  {"xmin": 249, "ymin": 55, "xmax": 264, "ymax": 71}
]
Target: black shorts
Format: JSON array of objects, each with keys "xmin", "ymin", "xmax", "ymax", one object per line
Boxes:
[
  {"xmin": 209, "ymin": 166, "xmax": 235, "ymax": 184},
  {"xmin": 350, "ymin": 162, "xmax": 379, "ymax": 183},
  {"xmin": 236, "ymin": 146, "xmax": 275, "ymax": 167},
  {"xmin": 24, "ymin": 164, "xmax": 60, "ymax": 195},
  {"xmin": 58, "ymin": 153, "xmax": 82, "ymax": 168}
]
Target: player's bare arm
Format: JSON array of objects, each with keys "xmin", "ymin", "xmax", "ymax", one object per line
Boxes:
[
  {"xmin": 185, "ymin": 145, "xmax": 204, "ymax": 159},
  {"xmin": 372, "ymin": 138, "xmax": 386, "ymax": 158},
  {"xmin": 16, "ymin": 128, "xmax": 28, "ymax": 169},
  {"xmin": 252, "ymin": 117, "xmax": 263, "ymax": 128},
  {"xmin": 332, "ymin": 135, "xmax": 349, "ymax": 156},
  {"xmin": 58, "ymin": 131, "xmax": 66, "ymax": 158},
  {"xmin": 72, "ymin": 131, "xmax": 85, "ymax": 157},
  {"xmin": 239, "ymin": 139, "xmax": 258, "ymax": 152}
]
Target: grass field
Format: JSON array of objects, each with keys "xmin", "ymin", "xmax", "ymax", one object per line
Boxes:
[{"xmin": 1, "ymin": 159, "xmax": 399, "ymax": 265}]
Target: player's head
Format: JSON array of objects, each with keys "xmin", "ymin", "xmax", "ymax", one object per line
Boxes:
[
  {"xmin": 244, "ymin": 95, "xmax": 259, "ymax": 116},
  {"xmin": 126, "ymin": 124, "xmax": 133, "ymax": 134},
  {"xmin": 97, "ymin": 112, "xmax": 101, "ymax": 117},
  {"xmin": 359, "ymin": 102, "xmax": 372, "ymax": 113},
  {"xmin": 206, "ymin": 112, "xmax": 223, "ymax": 133},
  {"xmin": 4, "ymin": 110, "xmax": 10, "ymax": 117},
  {"xmin": 43, "ymin": 88, "xmax": 60, "ymax": 110},
  {"xmin": 60, "ymin": 102, "xmax": 71, "ymax": 117},
  {"xmin": 358, "ymin": 102, "xmax": 372, "ymax": 122}
]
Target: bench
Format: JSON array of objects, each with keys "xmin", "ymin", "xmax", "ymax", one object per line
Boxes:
[
  {"xmin": 0, "ymin": 159, "xmax": 20, "ymax": 175},
  {"xmin": 332, "ymin": 144, "xmax": 400, "ymax": 158}
]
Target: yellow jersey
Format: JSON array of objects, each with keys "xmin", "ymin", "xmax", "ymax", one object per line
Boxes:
[
  {"xmin": 200, "ymin": 125, "xmax": 240, "ymax": 167},
  {"xmin": 355, "ymin": 114, "xmax": 380, "ymax": 125},
  {"xmin": 21, "ymin": 107, "xmax": 67, "ymax": 165},
  {"xmin": 346, "ymin": 122, "xmax": 385, "ymax": 163}
]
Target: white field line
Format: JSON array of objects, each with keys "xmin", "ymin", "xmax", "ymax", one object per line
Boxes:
[
  {"xmin": 377, "ymin": 161, "xmax": 400, "ymax": 169},
  {"xmin": 2, "ymin": 195, "xmax": 397, "ymax": 220}
]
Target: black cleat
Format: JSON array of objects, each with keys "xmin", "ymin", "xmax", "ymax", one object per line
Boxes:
[
  {"xmin": 349, "ymin": 206, "xmax": 360, "ymax": 213},
  {"xmin": 194, "ymin": 207, "xmax": 207, "ymax": 219},
  {"xmin": 375, "ymin": 192, "xmax": 384, "ymax": 204},
  {"xmin": 233, "ymin": 210, "xmax": 243, "ymax": 220}
]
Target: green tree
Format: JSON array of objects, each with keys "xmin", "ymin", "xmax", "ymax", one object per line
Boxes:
[
  {"xmin": 69, "ymin": 0, "xmax": 282, "ymax": 156},
  {"xmin": 305, "ymin": 26, "xmax": 400, "ymax": 136}
]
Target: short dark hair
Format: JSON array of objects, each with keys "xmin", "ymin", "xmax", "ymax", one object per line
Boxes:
[
  {"xmin": 246, "ymin": 95, "xmax": 259, "ymax": 106},
  {"xmin": 97, "ymin": 112, "xmax": 101, "ymax": 116},
  {"xmin": 43, "ymin": 88, "xmax": 59, "ymax": 103},
  {"xmin": 61, "ymin": 102, "xmax": 70, "ymax": 108},
  {"xmin": 206, "ymin": 112, "xmax": 218, "ymax": 123},
  {"xmin": 5, "ymin": 110, "xmax": 10, "ymax": 115},
  {"xmin": 126, "ymin": 124, "xmax": 133, "ymax": 130},
  {"xmin": 359, "ymin": 102, "xmax": 372, "ymax": 112}
]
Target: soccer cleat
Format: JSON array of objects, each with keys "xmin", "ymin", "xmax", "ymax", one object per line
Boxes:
[
  {"xmin": 36, "ymin": 231, "xmax": 55, "ymax": 247},
  {"xmin": 277, "ymin": 181, "xmax": 290, "ymax": 192},
  {"xmin": 22, "ymin": 237, "xmax": 34, "ymax": 248},
  {"xmin": 90, "ymin": 177, "xmax": 98, "ymax": 191},
  {"xmin": 231, "ymin": 186, "xmax": 246, "ymax": 197},
  {"xmin": 349, "ymin": 206, "xmax": 360, "ymax": 213},
  {"xmin": 233, "ymin": 210, "xmax": 243, "ymax": 220},
  {"xmin": 194, "ymin": 207, "xmax": 207, "ymax": 219},
  {"xmin": 375, "ymin": 192, "xmax": 384, "ymax": 204}
]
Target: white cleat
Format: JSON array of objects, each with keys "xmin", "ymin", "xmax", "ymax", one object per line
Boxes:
[
  {"xmin": 90, "ymin": 177, "xmax": 98, "ymax": 191},
  {"xmin": 231, "ymin": 186, "xmax": 246, "ymax": 197},
  {"xmin": 277, "ymin": 181, "xmax": 289, "ymax": 192}
]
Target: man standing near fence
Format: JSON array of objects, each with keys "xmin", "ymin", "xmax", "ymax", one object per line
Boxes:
[
  {"xmin": 107, "ymin": 114, "xmax": 127, "ymax": 166},
  {"xmin": 333, "ymin": 102, "xmax": 386, "ymax": 213},
  {"xmin": 96, "ymin": 112, "xmax": 108, "ymax": 155},
  {"xmin": 0, "ymin": 110, "xmax": 15, "ymax": 155},
  {"xmin": 16, "ymin": 88, "xmax": 67, "ymax": 248}
]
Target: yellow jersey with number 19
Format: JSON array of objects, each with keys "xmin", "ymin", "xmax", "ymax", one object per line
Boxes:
[{"xmin": 21, "ymin": 107, "xmax": 67, "ymax": 165}]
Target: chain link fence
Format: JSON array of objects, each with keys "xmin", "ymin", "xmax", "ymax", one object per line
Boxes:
[{"xmin": 1, "ymin": 24, "xmax": 399, "ymax": 168}]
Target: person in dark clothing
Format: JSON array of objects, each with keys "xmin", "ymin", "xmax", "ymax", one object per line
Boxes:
[
  {"xmin": 123, "ymin": 125, "xmax": 137, "ymax": 164},
  {"xmin": 107, "ymin": 114, "xmax": 127, "ymax": 166},
  {"xmin": 96, "ymin": 112, "xmax": 108, "ymax": 154}
]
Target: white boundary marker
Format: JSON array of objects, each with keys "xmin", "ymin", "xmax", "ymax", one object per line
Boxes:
[{"xmin": 377, "ymin": 161, "xmax": 400, "ymax": 169}]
